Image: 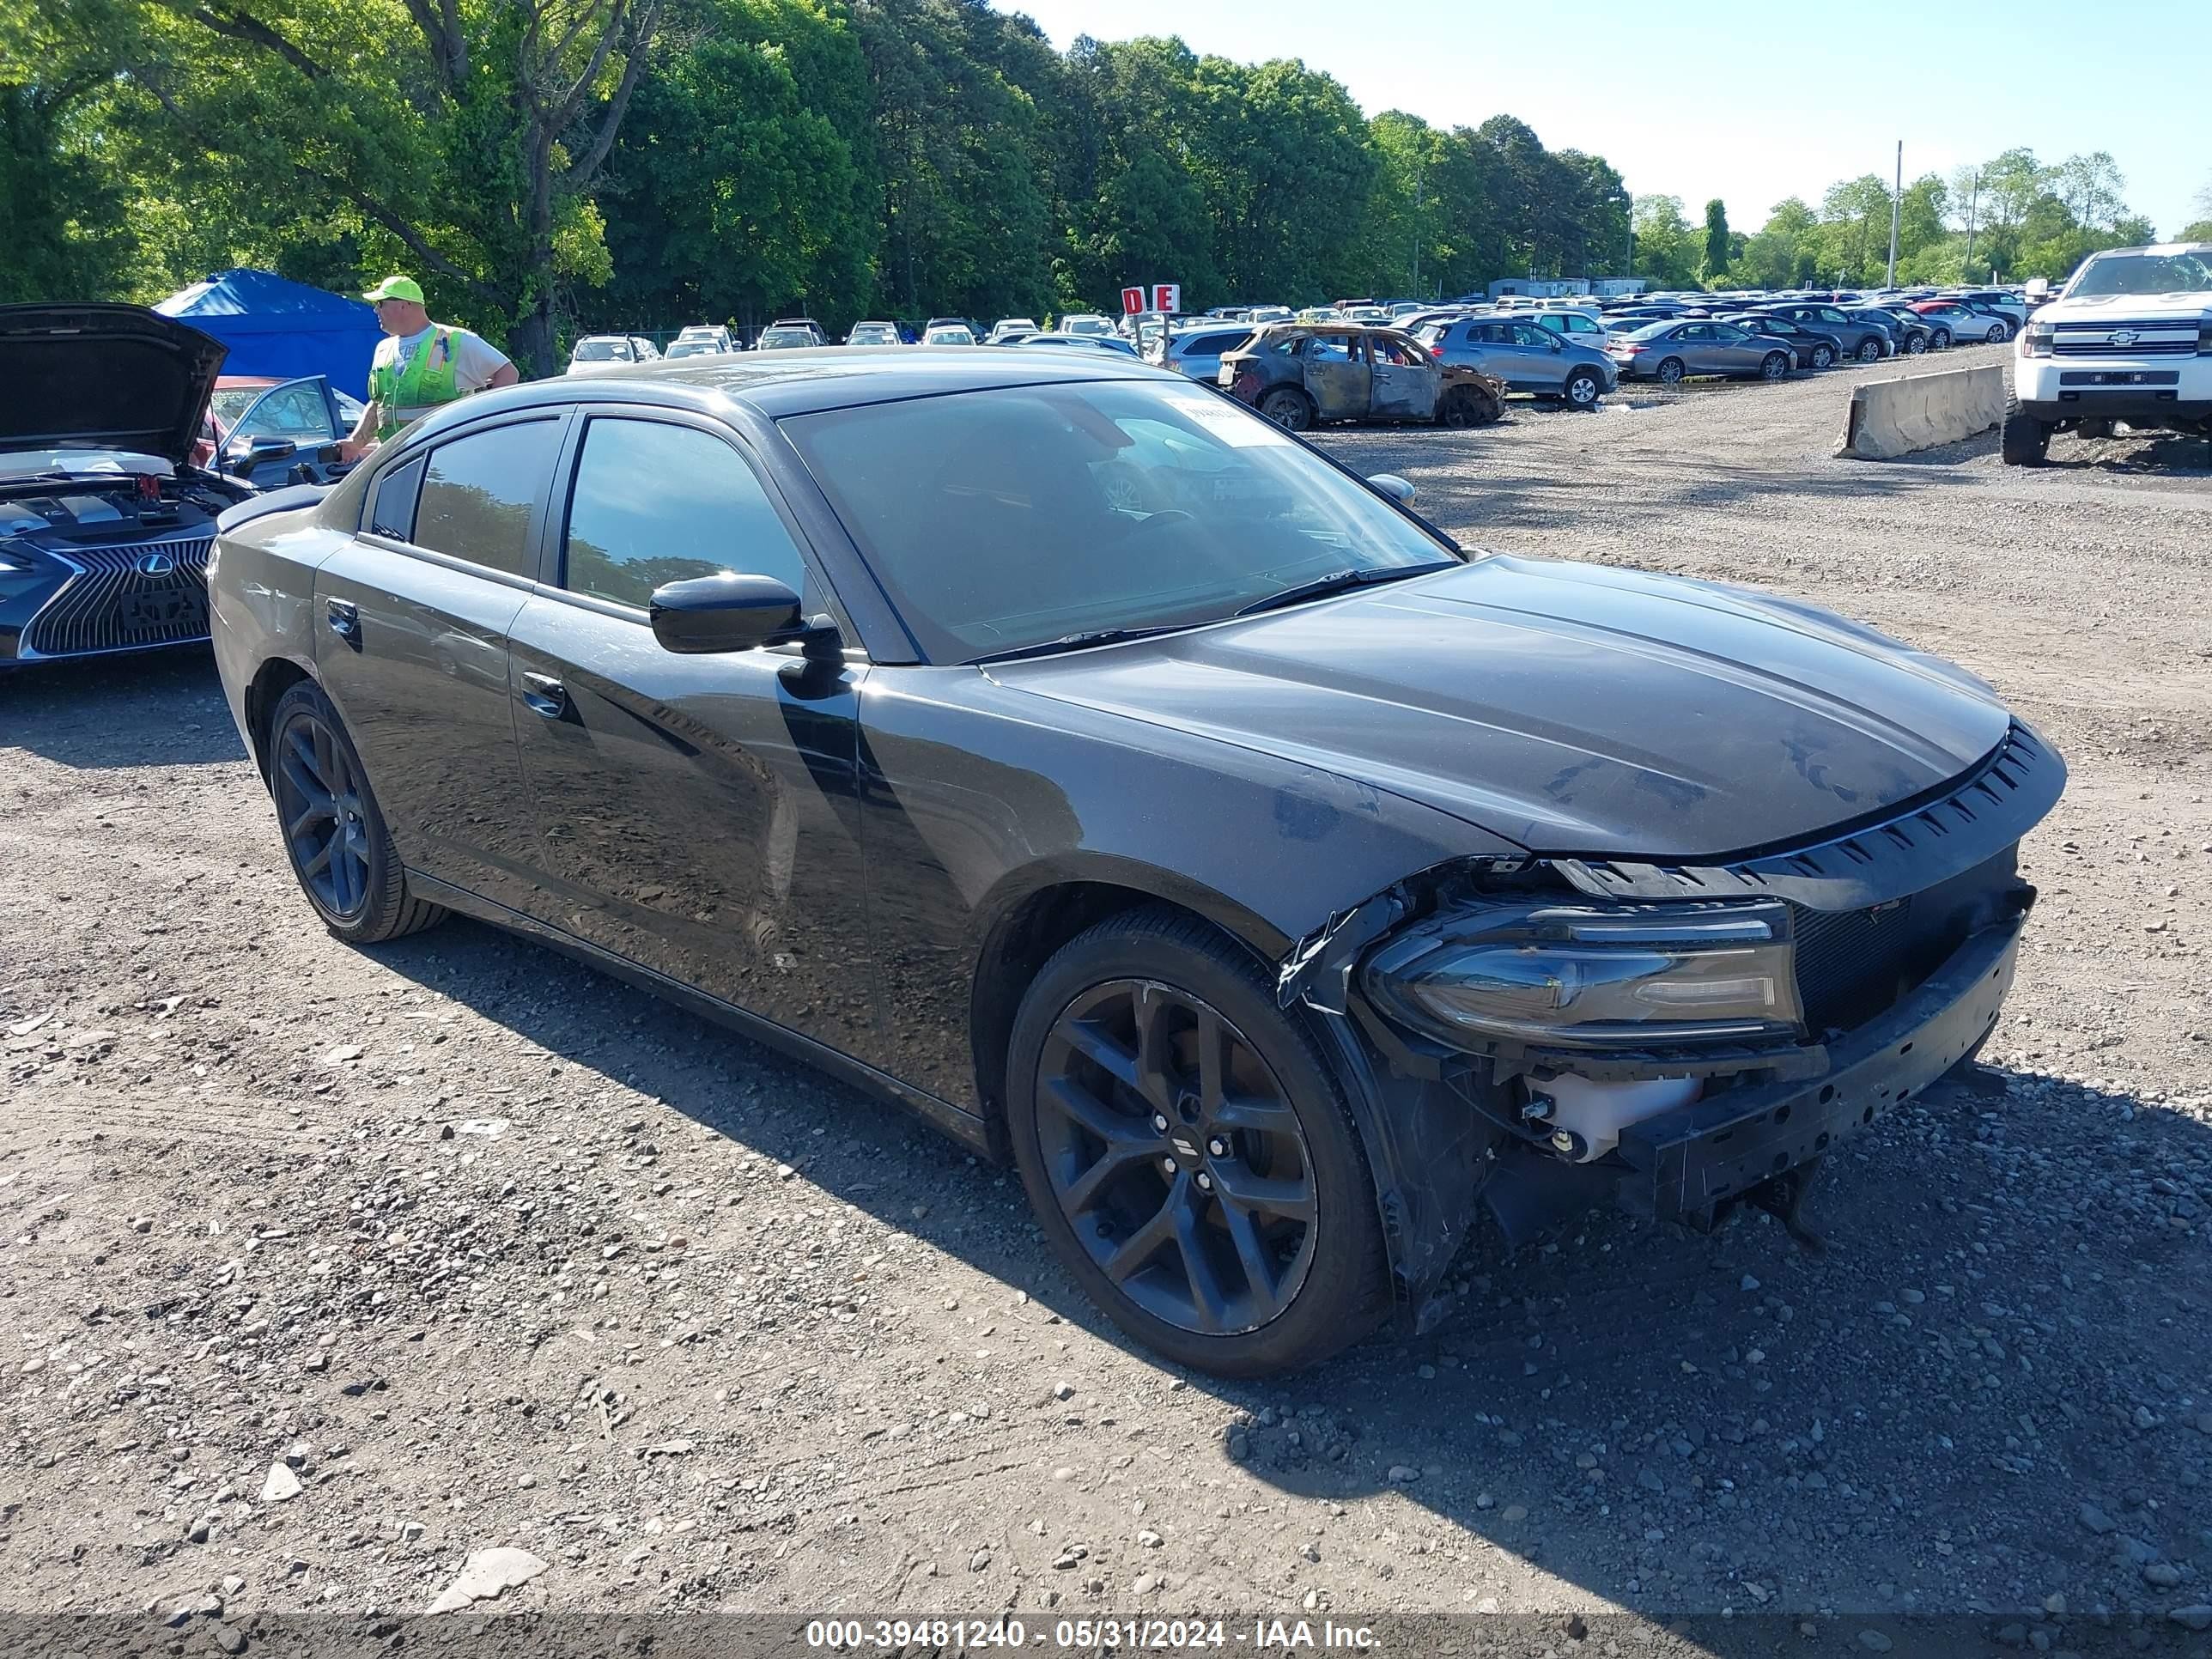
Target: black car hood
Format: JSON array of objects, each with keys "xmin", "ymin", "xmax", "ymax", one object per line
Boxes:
[
  {"xmin": 0, "ymin": 304, "xmax": 228, "ymax": 465},
  {"xmin": 991, "ymin": 556, "xmax": 2014, "ymax": 862}
]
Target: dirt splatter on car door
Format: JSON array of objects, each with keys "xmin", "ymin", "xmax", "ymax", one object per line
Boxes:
[{"xmin": 1300, "ymin": 331, "xmax": 1370, "ymax": 422}]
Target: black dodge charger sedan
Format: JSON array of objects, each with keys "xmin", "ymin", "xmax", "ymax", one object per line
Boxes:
[
  {"xmin": 2, "ymin": 305, "xmax": 257, "ymax": 665},
  {"xmin": 210, "ymin": 349, "xmax": 2063, "ymax": 1375}
]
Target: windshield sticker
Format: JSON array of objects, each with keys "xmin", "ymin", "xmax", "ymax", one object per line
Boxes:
[{"xmin": 1170, "ymin": 392, "xmax": 1296, "ymax": 447}]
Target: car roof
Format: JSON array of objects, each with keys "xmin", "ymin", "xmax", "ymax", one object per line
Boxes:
[{"xmin": 429, "ymin": 344, "xmax": 1170, "ymax": 429}]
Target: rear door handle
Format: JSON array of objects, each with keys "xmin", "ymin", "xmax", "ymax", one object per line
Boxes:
[
  {"xmin": 325, "ymin": 597, "xmax": 360, "ymax": 645},
  {"xmin": 520, "ymin": 672, "xmax": 567, "ymax": 718}
]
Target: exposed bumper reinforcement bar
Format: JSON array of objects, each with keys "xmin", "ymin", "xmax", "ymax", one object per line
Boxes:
[{"xmin": 1613, "ymin": 908, "xmax": 2026, "ymax": 1222}]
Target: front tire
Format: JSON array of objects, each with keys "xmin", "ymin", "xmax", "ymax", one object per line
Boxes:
[
  {"xmin": 268, "ymin": 680, "xmax": 447, "ymax": 944},
  {"xmin": 1999, "ymin": 395, "xmax": 2050, "ymax": 466},
  {"xmin": 1759, "ymin": 350, "xmax": 1790, "ymax": 381},
  {"xmin": 1437, "ymin": 383, "xmax": 1499, "ymax": 427},
  {"xmin": 1857, "ymin": 337, "xmax": 1883, "ymax": 362},
  {"xmin": 1257, "ymin": 387, "xmax": 1314, "ymax": 431},
  {"xmin": 1985, "ymin": 323, "xmax": 2009, "ymax": 343},
  {"xmin": 1905, "ymin": 332, "xmax": 1928, "ymax": 355},
  {"xmin": 1562, "ymin": 368, "xmax": 1603, "ymax": 408},
  {"xmin": 1810, "ymin": 343, "xmax": 1837, "ymax": 370},
  {"xmin": 1006, "ymin": 908, "xmax": 1390, "ymax": 1376}
]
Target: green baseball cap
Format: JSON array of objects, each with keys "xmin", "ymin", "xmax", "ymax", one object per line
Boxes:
[{"xmin": 362, "ymin": 275, "xmax": 425, "ymax": 305}]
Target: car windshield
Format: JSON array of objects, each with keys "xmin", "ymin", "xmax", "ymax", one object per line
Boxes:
[
  {"xmin": 783, "ymin": 380, "xmax": 1461, "ymax": 662},
  {"xmin": 2066, "ymin": 250, "xmax": 2212, "ymax": 297},
  {"xmin": 573, "ymin": 339, "xmax": 630, "ymax": 361}
]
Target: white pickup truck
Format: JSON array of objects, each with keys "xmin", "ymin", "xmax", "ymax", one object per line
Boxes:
[{"xmin": 2003, "ymin": 241, "xmax": 2212, "ymax": 464}]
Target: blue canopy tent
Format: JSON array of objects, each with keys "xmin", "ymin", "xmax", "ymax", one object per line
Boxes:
[{"xmin": 155, "ymin": 269, "xmax": 381, "ymax": 400}]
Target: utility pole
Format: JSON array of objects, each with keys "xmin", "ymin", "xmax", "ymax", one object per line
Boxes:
[
  {"xmin": 1963, "ymin": 170, "xmax": 1981, "ymax": 279},
  {"xmin": 1886, "ymin": 140, "xmax": 1902, "ymax": 287}
]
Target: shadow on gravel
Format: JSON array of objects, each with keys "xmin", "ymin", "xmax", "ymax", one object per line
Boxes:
[
  {"xmin": 0, "ymin": 650, "xmax": 246, "ymax": 769},
  {"xmin": 364, "ymin": 913, "xmax": 2212, "ymax": 1630},
  {"xmin": 2039, "ymin": 433, "xmax": 2212, "ymax": 476}
]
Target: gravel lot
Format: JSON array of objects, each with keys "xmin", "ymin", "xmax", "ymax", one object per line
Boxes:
[{"xmin": 4, "ymin": 346, "xmax": 2210, "ymax": 1655}]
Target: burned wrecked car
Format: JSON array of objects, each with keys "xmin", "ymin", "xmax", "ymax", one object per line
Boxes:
[
  {"xmin": 1, "ymin": 304, "xmax": 262, "ymax": 665},
  {"xmin": 210, "ymin": 349, "xmax": 2062, "ymax": 1376},
  {"xmin": 1218, "ymin": 322, "xmax": 1504, "ymax": 431}
]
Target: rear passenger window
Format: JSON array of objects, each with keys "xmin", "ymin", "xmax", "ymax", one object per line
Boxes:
[
  {"xmin": 368, "ymin": 455, "xmax": 426, "ymax": 541},
  {"xmin": 562, "ymin": 418, "xmax": 809, "ymax": 609},
  {"xmin": 411, "ymin": 420, "xmax": 563, "ymax": 577}
]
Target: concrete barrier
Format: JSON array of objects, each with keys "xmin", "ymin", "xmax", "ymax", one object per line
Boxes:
[{"xmin": 1837, "ymin": 363, "xmax": 2007, "ymax": 459}]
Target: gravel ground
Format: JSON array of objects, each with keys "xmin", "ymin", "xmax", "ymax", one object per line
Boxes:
[{"xmin": 3, "ymin": 346, "xmax": 2210, "ymax": 1656}]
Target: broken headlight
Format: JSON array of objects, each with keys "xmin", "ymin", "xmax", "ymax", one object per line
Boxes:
[{"xmin": 1363, "ymin": 898, "xmax": 1802, "ymax": 1049}]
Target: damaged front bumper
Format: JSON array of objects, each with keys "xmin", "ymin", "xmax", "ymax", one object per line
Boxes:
[{"xmin": 1613, "ymin": 904, "xmax": 2024, "ymax": 1223}]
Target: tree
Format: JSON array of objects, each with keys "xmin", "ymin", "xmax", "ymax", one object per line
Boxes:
[
  {"xmin": 1700, "ymin": 198, "xmax": 1729, "ymax": 282},
  {"xmin": 52, "ymin": 0, "xmax": 665, "ymax": 374},
  {"xmin": 1738, "ymin": 197, "xmax": 1817, "ymax": 290},
  {"xmin": 595, "ymin": 0, "xmax": 879, "ymax": 335},
  {"xmin": 1630, "ymin": 195, "xmax": 1698, "ymax": 289},
  {"xmin": 1815, "ymin": 174, "xmax": 1895, "ymax": 285}
]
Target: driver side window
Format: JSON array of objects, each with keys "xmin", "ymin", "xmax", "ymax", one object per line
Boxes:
[{"xmin": 562, "ymin": 417, "xmax": 812, "ymax": 611}]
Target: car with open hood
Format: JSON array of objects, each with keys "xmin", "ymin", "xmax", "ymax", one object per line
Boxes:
[
  {"xmin": 208, "ymin": 346, "xmax": 2063, "ymax": 1376},
  {"xmin": 2, "ymin": 303, "xmax": 261, "ymax": 667}
]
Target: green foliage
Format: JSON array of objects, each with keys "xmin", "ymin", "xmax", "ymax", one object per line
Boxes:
[
  {"xmin": 1700, "ymin": 199, "xmax": 1729, "ymax": 282},
  {"xmin": 15, "ymin": 1, "xmax": 2172, "ymax": 349},
  {"xmin": 1631, "ymin": 195, "xmax": 1698, "ymax": 289}
]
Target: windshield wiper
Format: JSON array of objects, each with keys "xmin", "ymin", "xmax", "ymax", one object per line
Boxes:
[
  {"xmin": 968, "ymin": 623, "xmax": 1200, "ymax": 665},
  {"xmin": 1231, "ymin": 560, "xmax": 1458, "ymax": 619}
]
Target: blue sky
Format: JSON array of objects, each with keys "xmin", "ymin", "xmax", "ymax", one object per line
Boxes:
[{"xmin": 995, "ymin": 0, "xmax": 2209, "ymax": 240}]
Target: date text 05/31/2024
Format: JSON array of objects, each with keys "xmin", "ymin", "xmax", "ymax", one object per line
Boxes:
[{"xmin": 803, "ymin": 1618, "xmax": 1380, "ymax": 1650}]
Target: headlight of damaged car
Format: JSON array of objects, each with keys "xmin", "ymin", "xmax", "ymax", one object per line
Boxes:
[{"xmin": 1363, "ymin": 899, "xmax": 1802, "ymax": 1048}]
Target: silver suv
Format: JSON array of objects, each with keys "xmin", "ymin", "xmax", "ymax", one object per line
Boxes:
[
  {"xmin": 1418, "ymin": 316, "xmax": 1618, "ymax": 408},
  {"xmin": 1151, "ymin": 325, "xmax": 1256, "ymax": 381}
]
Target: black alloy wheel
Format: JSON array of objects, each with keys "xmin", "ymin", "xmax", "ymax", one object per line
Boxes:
[
  {"xmin": 275, "ymin": 708, "xmax": 372, "ymax": 920},
  {"xmin": 1035, "ymin": 978, "xmax": 1317, "ymax": 1337},
  {"xmin": 1006, "ymin": 908, "xmax": 1388, "ymax": 1375},
  {"xmin": 267, "ymin": 680, "xmax": 446, "ymax": 943}
]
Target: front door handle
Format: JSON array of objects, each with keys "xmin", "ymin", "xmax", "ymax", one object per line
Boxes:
[
  {"xmin": 520, "ymin": 672, "xmax": 567, "ymax": 718},
  {"xmin": 325, "ymin": 597, "xmax": 360, "ymax": 646}
]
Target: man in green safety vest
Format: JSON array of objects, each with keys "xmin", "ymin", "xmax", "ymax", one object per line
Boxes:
[{"xmin": 337, "ymin": 276, "xmax": 518, "ymax": 462}]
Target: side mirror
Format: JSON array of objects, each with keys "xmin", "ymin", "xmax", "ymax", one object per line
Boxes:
[
  {"xmin": 1368, "ymin": 472, "xmax": 1416, "ymax": 506},
  {"xmin": 230, "ymin": 438, "xmax": 297, "ymax": 477},
  {"xmin": 649, "ymin": 573, "xmax": 806, "ymax": 654},
  {"xmin": 2023, "ymin": 277, "xmax": 2050, "ymax": 300}
]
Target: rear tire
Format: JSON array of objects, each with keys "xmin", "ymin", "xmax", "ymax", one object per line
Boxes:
[
  {"xmin": 1999, "ymin": 396, "xmax": 2050, "ymax": 466},
  {"xmin": 1655, "ymin": 356, "xmax": 1686, "ymax": 386},
  {"xmin": 1258, "ymin": 387, "xmax": 1314, "ymax": 431},
  {"xmin": 1759, "ymin": 351, "xmax": 1790, "ymax": 381},
  {"xmin": 1930, "ymin": 327, "xmax": 1952, "ymax": 349},
  {"xmin": 268, "ymin": 680, "xmax": 447, "ymax": 943},
  {"xmin": 1005, "ymin": 907, "xmax": 1390, "ymax": 1376}
]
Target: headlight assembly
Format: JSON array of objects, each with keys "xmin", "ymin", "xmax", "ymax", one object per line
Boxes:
[
  {"xmin": 2020, "ymin": 324, "xmax": 2054, "ymax": 359},
  {"xmin": 1363, "ymin": 898, "xmax": 1802, "ymax": 1049}
]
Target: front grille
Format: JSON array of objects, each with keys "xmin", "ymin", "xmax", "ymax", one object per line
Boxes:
[
  {"xmin": 2052, "ymin": 321, "xmax": 2199, "ymax": 357},
  {"xmin": 1790, "ymin": 898, "xmax": 1920, "ymax": 1036},
  {"xmin": 20, "ymin": 532, "xmax": 214, "ymax": 659}
]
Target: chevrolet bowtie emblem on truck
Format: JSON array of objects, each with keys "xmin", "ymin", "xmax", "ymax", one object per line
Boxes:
[
  {"xmin": 136, "ymin": 551, "xmax": 176, "ymax": 576},
  {"xmin": 2109, "ymin": 330, "xmax": 2138, "ymax": 347}
]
